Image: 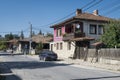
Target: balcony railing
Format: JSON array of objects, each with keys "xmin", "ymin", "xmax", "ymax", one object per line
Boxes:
[{"xmin": 63, "ymin": 32, "xmax": 85, "ymax": 41}]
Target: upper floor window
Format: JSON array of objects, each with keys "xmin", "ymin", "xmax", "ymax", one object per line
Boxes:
[
  {"xmin": 98, "ymin": 25, "xmax": 104, "ymax": 35},
  {"xmin": 56, "ymin": 28, "xmax": 62, "ymax": 37},
  {"xmin": 89, "ymin": 24, "xmax": 97, "ymax": 34}
]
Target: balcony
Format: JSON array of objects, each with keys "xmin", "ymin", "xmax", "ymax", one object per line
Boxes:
[{"xmin": 63, "ymin": 32, "xmax": 85, "ymax": 41}]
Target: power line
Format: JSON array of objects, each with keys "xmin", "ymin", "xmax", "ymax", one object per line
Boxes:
[
  {"xmin": 32, "ymin": 26, "xmax": 52, "ymax": 32},
  {"xmin": 34, "ymin": 0, "xmax": 98, "ymax": 28},
  {"xmin": 83, "ymin": 0, "xmax": 103, "ymax": 11},
  {"xmin": 102, "ymin": 4, "xmax": 120, "ymax": 16},
  {"xmin": 1, "ymin": 0, "xmax": 115, "ymax": 36},
  {"xmin": 81, "ymin": 0, "xmax": 96, "ymax": 9},
  {"xmin": 98, "ymin": 0, "xmax": 120, "ymax": 11}
]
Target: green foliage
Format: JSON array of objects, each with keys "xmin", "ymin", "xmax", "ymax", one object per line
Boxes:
[
  {"xmin": 5, "ymin": 33, "xmax": 14, "ymax": 40},
  {"xmin": 38, "ymin": 30, "xmax": 42, "ymax": 35},
  {"xmin": 32, "ymin": 31, "xmax": 35, "ymax": 36},
  {"xmin": 5, "ymin": 33, "xmax": 20, "ymax": 40},
  {"xmin": 0, "ymin": 41, "xmax": 7, "ymax": 50},
  {"xmin": 35, "ymin": 42, "xmax": 43, "ymax": 54},
  {"xmin": 20, "ymin": 30, "xmax": 24, "ymax": 39},
  {"xmin": 46, "ymin": 32, "xmax": 53, "ymax": 37},
  {"xmin": 36, "ymin": 42, "xmax": 43, "ymax": 50},
  {"xmin": 100, "ymin": 20, "xmax": 120, "ymax": 48}
]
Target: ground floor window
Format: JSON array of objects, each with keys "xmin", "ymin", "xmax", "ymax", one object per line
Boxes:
[
  {"xmin": 51, "ymin": 44, "xmax": 53, "ymax": 51},
  {"xmin": 60, "ymin": 43, "xmax": 63, "ymax": 50},
  {"xmin": 67, "ymin": 42, "xmax": 71, "ymax": 50},
  {"xmin": 56, "ymin": 43, "xmax": 59, "ymax": 50}
]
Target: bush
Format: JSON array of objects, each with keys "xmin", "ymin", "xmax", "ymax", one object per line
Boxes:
[
  {"xmin": 0, "ymin": 41, "xmax": 7, "ymax": 50},
  {"xmin": 35, "ymin": 42, "xmax": 43, "ymax": 54}
]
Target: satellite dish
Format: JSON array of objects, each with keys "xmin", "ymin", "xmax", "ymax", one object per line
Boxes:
[{"xmin": 76, "ymin": 24, "xmax": 80, "ymax": 28}]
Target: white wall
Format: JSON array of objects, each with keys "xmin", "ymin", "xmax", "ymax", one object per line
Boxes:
[{"xmin": 50, "ymin": 41, "xmax": 75, "ymax": 58}]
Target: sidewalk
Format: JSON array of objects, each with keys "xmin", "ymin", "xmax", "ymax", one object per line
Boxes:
[
  {"xmin": 58, "ymin": 58, "xmax": 120, "ymax": 72},
  {"xmin": 27, "ymin": 55, "xmax": 120, "ymax": 73}
]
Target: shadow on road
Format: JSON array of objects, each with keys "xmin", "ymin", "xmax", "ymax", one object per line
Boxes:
[
  {"xmin": 4, "ymin": 74, "xmax": 22, "ymax": 80},
  {"xmin": 0, "ymin": 61, "xmax": 71, "ymax": 69},
  {"xmin": 0, "ymin": 64, "xmax": 22, "ymax": 80},
  {"xmin": 0, "ymin": 52, "xmax": 71, "ymax": 69},
  {"xmin": 0, "ymin": 52, "xmax": 23, "ymax": 56},
  {"xmin": 72, "ymin": 75, "xmax": 120, "ymax": 80},
  {"xmin": 0, "ymin": 52, "xmax": 71, "ymax": 80}
]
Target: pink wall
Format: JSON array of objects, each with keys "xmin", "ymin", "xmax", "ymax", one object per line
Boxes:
[{"xmin": 53, "ymin": 26, "xmax": 65, "ymax": 42}]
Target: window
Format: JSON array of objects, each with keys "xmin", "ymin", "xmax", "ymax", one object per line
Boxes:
[
  {"xmin": 60, "ymin": 43, "xmax": 63, "ymax": 50},
  {"xmin": 89, "ymin": 24, "xmax": 97, "ymax": 34},
  {"xmin": 98, "ymin": 25, "xmax": 104, "ymax": 35},
  {"xmin": 56, "ymin": 43, "xmax": 59, "ymax": 50},
  {"xmin": 56, "ymin": 28, "xmax": 62, "ymax": 37},
  {"xmin": 67, "ymin": 42, "xmax": 71, "ymax": 50}
]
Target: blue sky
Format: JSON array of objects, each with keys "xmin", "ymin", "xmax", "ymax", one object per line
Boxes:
[{"xmin": 0, "ymin": 0, "xmax": 120, "ymax": 37}]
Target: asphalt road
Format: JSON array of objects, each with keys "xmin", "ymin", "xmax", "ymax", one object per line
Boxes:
[{"xmin": 0, "ymin": 52, "xmax": 120, "ymax": 80}]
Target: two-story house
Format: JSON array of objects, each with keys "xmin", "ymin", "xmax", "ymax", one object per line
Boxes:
[{"xmin": 50, "ymin": 9, "xmax": 110, "ymax": 59}]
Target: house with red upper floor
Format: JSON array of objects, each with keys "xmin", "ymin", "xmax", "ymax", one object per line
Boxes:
[{"xmin": 50, "ymin": 9, "xmax": 111, "ymax": 59}]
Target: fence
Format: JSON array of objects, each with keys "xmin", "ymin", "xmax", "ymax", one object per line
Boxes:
[{"xmin": 87, "ymin": 48, "xmax": 120, "ymax": 64}]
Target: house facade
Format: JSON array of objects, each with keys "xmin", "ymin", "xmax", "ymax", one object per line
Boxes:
[
  {"xmin": 17, "ymin": 34, "xmax": 53, "ymax": 53},
  {"xmin": 50, "ymin": 9, "xmax": 110, "ymax": 59}
]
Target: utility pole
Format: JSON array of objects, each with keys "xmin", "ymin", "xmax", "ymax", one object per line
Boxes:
[
  {"xmin": 29, "ymin": 22, "xmax": 32, "ymax": 54},
  {"xmin": 30, "ymin": 23, "xmax": 32, "ymax": 38}
]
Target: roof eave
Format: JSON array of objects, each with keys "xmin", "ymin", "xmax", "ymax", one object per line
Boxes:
[{"xmin": 50, "ymin": 17, "xmax": 75, "ymax": 28}]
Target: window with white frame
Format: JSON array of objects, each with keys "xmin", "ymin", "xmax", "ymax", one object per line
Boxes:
[
  {"xmin": 98, "ymin": 25, "xmax": 104, "ymax": 35},
  {"xmin": 89, "ymin": 24, "xmax": 97, "ymax": 34},
  {"xmin": 56, "ymin": 28, "xmax": 62, "ymax": 37}
]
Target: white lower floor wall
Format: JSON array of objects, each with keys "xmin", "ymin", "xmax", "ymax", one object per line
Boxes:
[{"xmin": 50, "ymin": 41, "xmax": 75, "ymax": 58}]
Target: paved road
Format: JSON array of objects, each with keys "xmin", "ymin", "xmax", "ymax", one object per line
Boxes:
[{"xmin": 0, "ymin": 52, "xmax": 120, "ymax": 80}]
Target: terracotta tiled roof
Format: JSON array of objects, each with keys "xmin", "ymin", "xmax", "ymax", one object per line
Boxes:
[
  {"xmin": 19, "ymin": 35, "xmax": 53, "ymax": 43},
  {"xmin": 32, "ymin": 35, "xmax": 53, "ymax": 43},
  {"xmin": 70, "ymin": 37, "xmax": 94, "ymax": 41},
  {"xmin": 75, "ymin": 13, "xmax": 111, "ymax": 21},
  {"xmin": 7, "ymin": 39, "xmax": 18, "ymax": 43},
  {"xmin": 50, "ymin": 12, "xmax": 111, "ymax": 28}
]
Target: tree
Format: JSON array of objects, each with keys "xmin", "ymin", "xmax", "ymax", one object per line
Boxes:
[
  {"xmin": 20, "ymin": 30, "xmax": 24, "ymax": 39},
  {"xmin": 35, "ymin": 42, "xmax": 43, "ymax": 54},
  {"xmin": 5, "ymin": 33, "xmax": 20, "ymax": 40},
  {"xmin": 32, "ymin": 31, "xmax": 35, "ymax": 36},
  {"xmin": 5, "ymin": 33, "xmax": 14, "ymax": 40},
  {"xmin": 100, "ymin": 20, "xmax": 120, "ymax": 48},
  {"xmin": 0, "ymin": 41, "xmax": 7, "ymax": 50},
  {"xmin": 36, "ymin": 42, "xmax": 43, "ymax": 50},
  {"xmin": 38, "ymin": 30, "xmax": 42, "ymax": 35},
  {"xmin": 46, "ymin": 32, "xmax": 53, "ymax": 37}
]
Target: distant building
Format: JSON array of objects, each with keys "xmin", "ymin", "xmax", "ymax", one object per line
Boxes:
[{"xmin": 18, "ymin": 34, "xmax": 52, "ymax": 53}]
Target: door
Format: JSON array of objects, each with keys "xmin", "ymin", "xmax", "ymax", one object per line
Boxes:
[{"xmin": 51, "ymin": 44, "xmax": 53, "ymax": 51}]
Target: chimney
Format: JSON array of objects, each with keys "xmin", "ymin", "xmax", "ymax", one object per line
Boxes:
[
  {"xmin": 93, "ymin": 10, "xmax": 99, "ymax": 16},
  {"xmin": 76, "ymin": 9, "xmax": 82, "ymax": 16}
]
